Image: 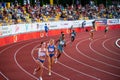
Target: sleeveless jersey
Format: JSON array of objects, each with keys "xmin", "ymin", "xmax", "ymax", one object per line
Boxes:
[
  {"xmin": 48, "ymin": 45, "xmax": 55, "ymax": 53},
  {"xmin": 38, "ymin": 48, "xmax": 46, "ymax": 57},
  {"xmin": 59, "ymin": 40, "xmax": 65, "ymax": 46}
]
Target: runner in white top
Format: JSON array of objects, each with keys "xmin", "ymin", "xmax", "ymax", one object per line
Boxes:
[{"xmin": 33, "ymin": 42, "xmax": 47, "ymax": 80}]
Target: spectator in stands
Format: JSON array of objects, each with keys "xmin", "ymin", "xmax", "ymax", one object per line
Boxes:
[{"xmin": 0, "ymin": 1, "xmax": 120, "ymax": 26}]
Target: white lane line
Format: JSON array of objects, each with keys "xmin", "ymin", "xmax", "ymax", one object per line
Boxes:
[
  {"xmin": 77, "ymin": 38, "xmax": 120, "ymax": 69},
  {"xmin": 62, "ymin": 35, "xmax": 120, "ymax": 78},
  {"xmin": 0, "ymin": 40, "xmax": 34, "ymax": 80},
  {"xmin": 14, "ymin": 39, "xmax": 70, "ymax": 80},
  {"xmin": 63, "ymin": 37, "xmax": 101, "ymax": 80},
  {"xmin": 0, "ymin": 31, "xmax": 119, "ymax": 79},
  {"xmin": 0, "ymin": 71, "xmax": 9, "ymax": 80},
  {"xmin": 31, "ymin": 37, "xmax": 100, "ymax": 80},
  {"xmin": 0, "ymin": 42, "xmax": 23, "ymax": 55},
  {"xmin": 0, "ymin": 35, "xmax": 70, "ymax": 80},
  {"xmin": 14, "ymin": 40, "xmax": 40, "ymax": 80},
  {"xmin": 115, "ymin": 38, "xmax": 120, "ymax": 48},
  {"xmin": 44, "ymin": 67, "xmax": 70, "ymax": 80},
  {"xmin": 76, "ymin": 37, "xmax": 120, "ymax": 77},
  {"xmin": 102, "ymin": 37, "xmax": 120, "ymax": 56},
  {"xmin": 89, "ymin": 37, "xmax": 120, "ymax": 62},
  {"xmin": 0, "ymin": 40, "xmax": 31, "ymax": 55},
  {"xmin": 0, "ymin": 34, "xmax": 80, "ymax": 80},
  {"xmin": 31, "ymin": 43, "xmax": 70, "ymax": 80},
  {"xmin": 58, "ymin": 61, "xmax": 100, "ymax": 80}
]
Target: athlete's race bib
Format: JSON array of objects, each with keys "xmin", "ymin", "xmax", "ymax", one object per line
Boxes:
[
  {"xmin": 38, "ymin": 52, "xmax": 46, "ymax": 56},
  {"xmin": 71, "ymin": 33, "xmax": 75, "ymax": 36},
  {"xmin": 60, "ymin": 41, "xmax": 64, "ymax": 45},
  {"xmin": 48, "ymin": 48, "xmax": 54, "ymax": 52}
]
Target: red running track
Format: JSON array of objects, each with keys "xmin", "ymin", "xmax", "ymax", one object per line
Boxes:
[{"xmin": 0, "ymin": 29, "xmax": 120, "ymax": 80}]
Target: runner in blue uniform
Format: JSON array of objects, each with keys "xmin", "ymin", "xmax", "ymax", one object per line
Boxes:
[
  {"xmin": 70, "ymin": 30, "xmax": 76, "ymax": 42},
  {"xmin": 55, "ymin": 32, "xmax": 66, "ymax": 63},
  {"xmin": 59, "ymin": 31, "xmax": 65, "ymax": 40},
  {"xmin": 47, "ymin": 39, "xmax": 57, "ymax": 76}
]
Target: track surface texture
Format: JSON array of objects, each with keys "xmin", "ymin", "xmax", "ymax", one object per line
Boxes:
[{"xmin": 0, "ymin": 29, "xmax": 120, "ymax": 80}]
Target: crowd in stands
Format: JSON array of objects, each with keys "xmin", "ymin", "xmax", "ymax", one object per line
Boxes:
[{"xmin": 0, "ymin": 1, "xmax": 120, "ymax": 26}]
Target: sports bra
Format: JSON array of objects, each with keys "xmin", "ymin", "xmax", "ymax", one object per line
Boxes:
[
  {"xmin": 48, "ymin": 45, "xmax": 55, "ymax": 53},
  {"xmin": 71, "ymin": 32, "xmax": 75, "ymax": 36},
  {"xmin": 59, "ymin": 40, "xmax": 65, "ymax": 45},
  {"xmin": 38, "ymin": 48, "xmax": 46, "ymax": 57}
]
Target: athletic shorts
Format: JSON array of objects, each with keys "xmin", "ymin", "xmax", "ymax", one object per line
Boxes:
[
  {"xmin": 49, "ymin": 53, "xmax": 54, "ymax": 58},
  {"xmin": 71, "ymin": 36, "xmax": 75, "ymax": 42},
  {"xmin": 37, "ymin": 58, "xmax": 45, "ymax": 63},
  {"xmin": 58, "ymin": 45, "xmax": 63, "ymax": 53},
  {"xmin": 45, "ymin": 30, "xmax": 48, "ymax": 33},
  {"xmin": 105, "ymin": 29, "xmax": 108, "ymax": 33}
]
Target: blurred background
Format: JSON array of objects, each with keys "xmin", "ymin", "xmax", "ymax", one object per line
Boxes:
[
  {"xmin": 0, "ymin": 0, "xmax": 119, "ymax": 6},
  {"xmin": 0, "ymin": 0, "xmax": 119, "ymax": 26}
]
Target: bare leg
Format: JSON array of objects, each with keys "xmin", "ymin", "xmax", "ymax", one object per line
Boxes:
[
  {"xmin": 57, "ymin": 50, "xmax": 61, "ymax": 59},
  {"xmin": 33, "ymin": 60, "xmax": 41, "ymax": 75},
  {"xmin": 51, "ymin": 57, "xmax": 55, "ymax": 68},
  {"xmin": 48, "ymin": 57, "xmax": 52, "ymax": 76},
  {"xmin": 39, "ymin": 63, "xmax": 44, "ymax": 80}
]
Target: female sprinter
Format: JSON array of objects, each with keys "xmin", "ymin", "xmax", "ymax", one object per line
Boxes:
[
  {"xmin": 104, "ymin": 24, "xmax": 109, "ymax": 37},
  {"xmin": 60, "ymin": 31, "xmax": 65, "ymax": 40},
  {"xmin": 70, "ymin": 30, "xmax": 76, "ymax": 45},
  {"xmin": 33, "ymin": 42, "xmax": 47, "ymax": 80},
  {"xmin": 47, "ymin": 39, "xmax": 57, "ymax": 76},
  {"xmin": 89, "ymin": 28, "xmax": 95, "ymax": 40},
  {"xmin": 55, "ymin": 33, "xmax": 66, "ymax": 63}
]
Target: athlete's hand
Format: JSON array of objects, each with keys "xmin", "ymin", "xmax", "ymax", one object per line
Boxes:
[{"xmin": 35, "ymin": 59, "xmax": 38, "ymax": 63}]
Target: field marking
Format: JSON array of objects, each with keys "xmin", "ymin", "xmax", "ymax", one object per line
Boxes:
[
  {"xmin": 63, "ymin": 37, "xmax": 101, "ymax": 80},
  {"xmin": 0, "ymin": 40, "xmax": 28, "ymax": 55},
  {"xmin": 89, "ymin": 37, "xmax": 120, "ymax": 62},
  {"xmin": 63, "ymin": 35, "xmax": 120, "ymax": 78},
  {"xmin": 115, "ymin": 38, "xmax": 120, "ymax": 48},
  {"xmin": 102, "ymin": 37, "xmax": 120, "ymax": 56},
  {"xmin": 14, "ymin": 40, "xmax": 40, "ymax": 79},
  {"xmin": 0, "ymin": 71, "xmax": 9, "ymax": 80},
  {"xmin": 76, "ymin": 37, "xmax": 120, "ymax": 69},
  {"xmin": 0, "ymin": 31, "xmax": 119, "ymax": 79},
  {"xmin": 14, "ymin": 39, "xmax": 70, "ymax": 80},
  {"xmin": 31, "ymin": 44, "xmax": 70, "ymax": 80},
  {"xmin": 76, "ymin": 37, "xmax": 120, "ymax": 77}
]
